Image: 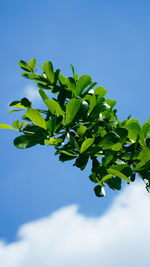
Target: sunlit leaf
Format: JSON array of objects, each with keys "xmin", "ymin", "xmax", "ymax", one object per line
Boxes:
[
  {"xmin": 45, "ymin": 99, "xmax": 64, "ymax": 117},
  {"xmin": 94, "ymin": 86, "xmax": 107, "ymax": 98},
  {"xmin": 76, "ymin": 75, "xmax": 92, "ymax": 96},
  {"xmin": 80, "ymin": 138, "xmax": 94, "ymax": 154},
  {"xmin": 45, "ymin": 138, "xmax": 62, "ymax": 146},
  {"xmin": 0, "ymin": 123, "xmax": 15, "ymax": 130},
  {"xmin": 43, "ymin": 61, "xmax": 54, "ymax": 83},
  {"xmin": 19, "ymin": 60, "xmax": 32, "ymax": 72},
  {"xmin": 108, "ymin": 167, "xmax": 130, "ymax": 183},
  {"xmin": 77, "ymin": 126, "xmax": 87, "ymax": 136},
  {"xmin": 25, "ymin": 108, "xmax": 47, "ymax": 129},
  {"xmin": 125, "ymin": 119, "xmax": 142, "ymax": 142},
  {"xmin": 29, "ymin": 58, "xmax": 36, "ymax": 72},
  {"xmin": 13, "ymin": 120, "xmax": 20, "ymax": 130},
  {"xmin": 66, "ymin": 99, "xmax": 81, "ymax": 124}
]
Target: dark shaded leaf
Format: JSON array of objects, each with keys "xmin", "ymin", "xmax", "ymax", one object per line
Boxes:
[
  {"xmin": 98, "ymin": 131, "xmax": 120, "ymax": 149},
  {"xmin": 89, "ymin": 173, "xmax": 97, "ymax": 183},
  {"xmin": 14, "ymin": 134, "xmax": 43, "ymax": 149},
  {"xmin": 21, "ymin": 98, "xmax": 31, "ymax": 108},
  {"xmin": 115, "ymin": 128, "xmax": 128, "ymax": 144},
  {"xmin": 94, "ymin": 185, "xmax": 105, "ymax": 197},
  {"xmin": 74, "ymin": 155, "xmax": 89, "ymax": 170},
  {"xmin": 59, "ymin": 153, "xmax": 77, "ymax": 162},
  {"xmin": 106, "ymin": 177, "xmax": 121, "ymax": 190}
]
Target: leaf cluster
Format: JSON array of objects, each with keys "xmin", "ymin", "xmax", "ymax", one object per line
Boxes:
[{"xmin": 1, "ymin": 59, "xmax": 150, "ymax": 197}]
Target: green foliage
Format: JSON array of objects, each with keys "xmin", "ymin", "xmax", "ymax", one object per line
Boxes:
[{"xmin": 1, "ymin": 58, "xmax": 150, "ymax": 197}]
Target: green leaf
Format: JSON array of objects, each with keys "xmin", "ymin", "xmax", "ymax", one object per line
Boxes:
[
  {"xmin": 22, "ymin": 72, "xmax": 46, "ymax": 82},
  {"xmin": 20, "ymin": 122, "xmax": 27, "ymax": 129},
  {"xmin": 76, "ymin": 75, "xmax": 92, "ymax": 96},
  {"xmin": 66, "ymin": 99, "xmax": 81, "ymax": 124},
  {"xmin": 81, "ymin": 82, "xmax": 97, "ymax": 96},
  {"xmin": 70, "ymin": 64, "xmax": 75, "ymax": 74},
  {"xmin": 9, "ymin": 100, "xmax": 26, "ymax": 109},
  {"xmin": 45, "ymin": 99, "xmax": 64, "ymax": 116},
  {"xmin": 77, "ymin": 126, "xmax": 87, "ymax": 136},
  {"xmin": 121, "ymin": 152, "xmax": 139, "ymax": 161},
  {"xmin": 54, "ymin": 69, "xmax": 60, "ymax": 84},
  {"xmin": 88, "ymin": 102, "xmax": 110, "ymax": 120},
  {"xmin": 43, "ymin": 61, "xmax": 54, "ymax": 83},
  {"xmin": 67, "ymin": 133, "xmax": 79, "ymax": 151},
  {"xmin": 97, "ymin": 126, "xmax": 107, "ymax": 137},
  {"xmin": 58, "ymin": 74, "xmax": 66, "ymax": 85},
  {"xmin": 94, "ymin": 86, "xmax": 107, "ymax": 98},
  {"xmin": 101, "ymin": 174, "xmax": 114, "ymax": 182},
  {"xmin": 139, "ymin": 148, "xmax": 150, "ymax": 163},
  {"xmin": 77, "ymin": 100, "xmax": 89, "ymax": 120},
  {"xmin": 80, "ymin": 138, "xmax": 94, "ymax": 154},
  {"xmin": 23, "ymin": 125, "xmax": 47, "ymax": 135},
  {"xmin": 0, "ymin": 123, "xmax": 15, "ymax": 130},
  {"xmin": 109, "ymin": 164, "xmax": 133, "ymax": 177},
  {"xmin": 105, "ymin": 99, "xmax": 117, "ymax": 108},
  {"xmin": 108, "ymin": 168, "xmax": 130, "ymax": 183},
  {"xmin": 39, "ymin": 88, "xmax": 49, "ymax": 102},
  {"xmin": 14, "ymin": 134, "xmax": 42, "ymax": 149},
  {"xmin": 45, "ymin": 138, "xmax": 62, "ymax": 146},
  {"xmin": 57, "ymin": 150, "xmax": 78, "ymax": 157},
  {"xmin": 142, "ymin": 122, "xmax": 150, "ymax": 138},
  {"xmin": 110, "ymin": 143, "xmax": 122, "ymax": 151},
  {"xmin": 29, "ymin": 58, "xmax": 36, "ymax": 72},
  {"xmin": 19, "ymin": 60, "xmax": 32, "ymax": 72},
  {"xmin": 98, "ymin": 131, "xmax": 120, "ymax": 149},
  {"xmin": 125, "ymin": 119, "xmax": 142, "ymax": 142},
  {"xmin": 66, "ymin": 77, "xmax": 76, "ymax": 93},
  {"xmin": 102, "ymin": 151, "xmax": 114, "ymax": 166},
  {"xmin": 13, "ymin": 120, "xmax": 20, "ymax": 130},
  {"xmin": 9, "ymin": 109, "xmax": 24, "ymax": 114},
  {"xmin": 136, "ymin": 148, "xmax": 150, "ymax": 170},
  {"xmin": 46, "ymin": 115, "xmax": 63, "ymax": 134},
  {"xmin": 94, "ymin": 185, "xmax": 105, "ymax": 197},
  {"xmin": 36, "ymin": 83, "xmax": 52, "ymax": 90},
  {"xmin": 115, "ymin": 128, "xmax": 128, "ymax": 144},
  {"xmin": 88, "ymin": 94, "xmax": 96, "ymax": 114},
  {"xmin": 25, "ymin": 108, "xmax": 47, "ymax": 129}
]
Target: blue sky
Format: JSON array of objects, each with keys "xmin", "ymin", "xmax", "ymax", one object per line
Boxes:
[{"xmin": 0, "ymin": 1, "xmax": 150, "ymax": 265}]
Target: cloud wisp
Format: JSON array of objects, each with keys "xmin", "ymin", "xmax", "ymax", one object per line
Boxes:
[
  {"xmin": 24, "ymin": 85, "xmax": 41, "ymax": 103},
  {"xmin": 0, "ymin": 182, "xmax": 150, "ymax": 267}
]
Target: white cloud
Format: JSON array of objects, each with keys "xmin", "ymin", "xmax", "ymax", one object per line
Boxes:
[
  {"xmin": 24, "ymin": 85, "xmax": 41, "ymax": 103},
  {"xmin": 0, "ymin": 182, "xmax": 150, "ymax": 267}
]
